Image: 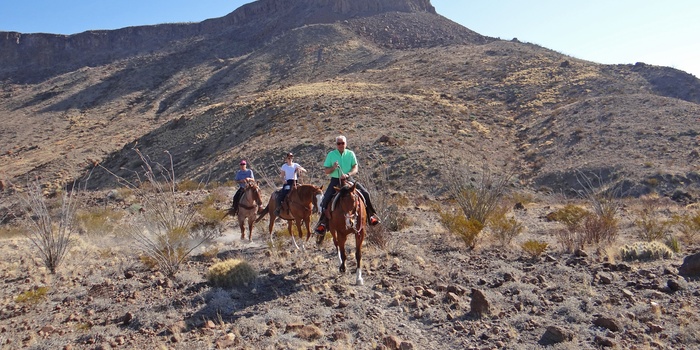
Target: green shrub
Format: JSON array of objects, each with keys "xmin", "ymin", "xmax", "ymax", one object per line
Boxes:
[
  {"xmin": 521, "ymin": 240, "xmax": 548, "ymax": 260},
  {"xmin": 619, "ymin": 241, "xmax": 673, "ymax": 261},
  {"xmin": 15, "ymin": 286, "xmax": 49, "ymax": 304},
  {"xmin": 489, "ymin": 204, "xmax": 524, "ymax": 245},
  {"xmin": 549, "ymin": 204, "xmax": 589, "ymax": 232},
  {"xmin": 439, "ymin": 210, "xmax": 484, "ymax": 249},
  {"xmin": 207, "ymin": 259, "xmax": 257, "ymax": 288}
]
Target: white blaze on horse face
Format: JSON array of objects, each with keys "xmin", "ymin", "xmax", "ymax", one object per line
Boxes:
[
  {"xmin": 315, "ymin": 193, "xmax": 323, "ymax": 213},
  {"xmin": 344, "ymin": 213, "xmax": 356, "ymax": 230}
]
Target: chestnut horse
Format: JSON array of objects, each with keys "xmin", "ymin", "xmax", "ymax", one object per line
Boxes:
[
  {"xmin": 255, "ymin": 184, "xmax": 323, "ymax": 249},
  {"xmin": 316, "ymin": 182, "xmax": 367, "ymax": 285},
  {"xmin": 226, "ymin": 179, "xmax": 263, "ymax": 241}
]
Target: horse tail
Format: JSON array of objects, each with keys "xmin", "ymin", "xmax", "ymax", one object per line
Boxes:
[{"xmin": 255, "ymin": 205, "xmax": 269, "ymax": 223}]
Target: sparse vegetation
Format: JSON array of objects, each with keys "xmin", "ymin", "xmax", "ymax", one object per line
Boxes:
[
  {"xmin": 75, "ymin": 207, "xmax": 125, "ymax": 236},
  {"xmin": 488, "ymin": 203, "xmax": 524, "ymax": 245},
  {"xmin": 105, "ymin": 150, "xmax": 221, "ymax": 276},
  {"xmin": 521, "ymin": 239, "xmax": 548, "ymax": 260},
  {"xmin": 674, "ymin": 209, "xmax": 700, "ymax": 244},
  {"xmin": 442, "ymin": 164, "xmax": 514, "ymax": 249},
  {"xmin": 15, "ymin": 286, "xmax": 49, "ymax": 304},
  {"xmin": 635, "ymin": 195, "xmax": 672, "ymax": 242},
  {"xmin": 438, "ymin": 209, "xmax": 484, "ymax": 249},
  {"xmin": 20, "ymin": 181, "xmax": 78, "ymax": 274}
]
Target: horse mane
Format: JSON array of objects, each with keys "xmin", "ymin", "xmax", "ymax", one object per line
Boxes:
[{"xmin": 330, "ymin": 183, "xmax": 364, "ymax": 212}]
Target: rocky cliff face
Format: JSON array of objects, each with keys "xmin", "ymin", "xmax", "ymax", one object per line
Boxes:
[{"xmin": 0, "ymin": 0, "xmax": 436, "ymax": 83}]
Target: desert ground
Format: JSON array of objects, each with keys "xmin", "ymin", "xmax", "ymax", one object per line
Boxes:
[{"xmin": 1, "ymin": 183, "xmax": 699, "ymax": 350}]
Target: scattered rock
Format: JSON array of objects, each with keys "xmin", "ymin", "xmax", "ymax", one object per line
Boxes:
[
  {"xmin": 594, "ymin": 335, "xmax": 615, "ymax": 347},
  {"xmin": 593, "ymin": 316, "xmax": 621, "ymax": 332},
  {"xmin": 539, "ymin": 325, "xmax": 574, "ymax": 345},
  {"xmin": 469, "ymin": 289, "xmax": 490, "ymax": 316}
]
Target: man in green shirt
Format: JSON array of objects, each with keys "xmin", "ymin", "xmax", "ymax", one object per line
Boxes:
[{"xmin": 315, "ymin": 135, "xmax": 380, "ymax": 234}]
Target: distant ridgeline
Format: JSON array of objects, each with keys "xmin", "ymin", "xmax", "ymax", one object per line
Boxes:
[{"xmin": 0, "ymin": 0, "xmax": 436, "ymax": 84}]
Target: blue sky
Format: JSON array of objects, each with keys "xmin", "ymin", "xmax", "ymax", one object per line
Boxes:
[{"xmin": 1, "ymin": 0, "xmax": 699, "ymax": 77}]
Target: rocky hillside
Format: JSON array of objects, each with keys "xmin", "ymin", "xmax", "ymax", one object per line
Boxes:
[{"xmin": 1, "ymin": 0, "xmax": 699, "ymax": 203}]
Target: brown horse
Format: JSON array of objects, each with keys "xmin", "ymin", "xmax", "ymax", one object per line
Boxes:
[
  {"xmin": 227, "ymin": 179, "xmax": 263, "ymax": 241},
  {"xmin": 255, "ymin": 184, "xmax": 323, "ymax": 249},
  {"xmin": 316, "ymin": 182, "xmax": 367, "ymax": 285}
]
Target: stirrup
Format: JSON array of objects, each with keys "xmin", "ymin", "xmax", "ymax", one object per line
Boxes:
[{"xmin": 315, "ymin": 224, "xmax": 326, "ymax": 235}]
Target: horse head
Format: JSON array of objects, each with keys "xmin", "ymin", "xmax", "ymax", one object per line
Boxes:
[{"xmin": 243, "ymin": 179, "xmax": 262, "ymax": 206}]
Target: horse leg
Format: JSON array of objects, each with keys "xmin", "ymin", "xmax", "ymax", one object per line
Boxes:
[
  {"xmin": 288, "ymin": 220, "xmax": 300, "ymax": 250},
  {"xmin": 303, "ymin": 216, "xmax": 312, "ymax": 242},
  {"xmin": 267, "ymin": 213, "xmax": 275, "ymax": 242},
  {"xmin": 247, "ymin": 217, "xmax": 254, "ymax": 241},
  {"xmin": 337, "ymin": 233, "xmax": 347, "ymax": 273},
  {"xmin": 238, "ymin": 217, "xmax": 245, "ymax": 240},
  {"xmin": 355, "ymin": 232, "xmax": 364, "ymax": 286}
]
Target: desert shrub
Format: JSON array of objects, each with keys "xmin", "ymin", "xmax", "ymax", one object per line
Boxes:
[
  {"xmin": 207, "ymin": 259, "xmax": 257, "ymax": 288},
  {"xmin": 104, "ymin": 150, "xmax": 221, "ymax": 276},
  {"xmin": 521, "ymin": 239, "xmax": 548, "ymax": 260},
  {"xmin": 581, "ymin": 208, "xmax": 618, "ymax": 244},
  {"xmin": 489, "ymin": 203, "xmax": 524, "ymax": 245},
  {"xmin": 619, "ymin": 241, "xmax": 673, "ymax": 261},
  {"xmin": 635, "ymin": 196, "xmax": 672, "ymax": 242},
  {"xmin": 439, "ymin": 209, "xmax": 484, "ymax": 249},
  {"xmin": 549, "ymin": 204, "xmax": 589, "ymax": 232},
  {"xmin": 674, "ymin": 210, "xmax": 700, "ymax": 244},
  {"xmin": 15, "ymin": 286, "xmax": 49, "ymax": 304},
  {"xmin": 21, "ymin": 181, "xmax": 78, "ymax": 274},
  {"xmin": 554, "ymin": 227, "xmax": 584, "ymax": 253},
  {"xmin": 76, "ymin": 207, "xmax": 124, "ymax": 236},
  {"xmin": 575, "ymin": 170, "xmax": 622, "ymax": 245},
  {"xmin": 447, "ymin": 164, "xmax": 513, "ymax": 226}
]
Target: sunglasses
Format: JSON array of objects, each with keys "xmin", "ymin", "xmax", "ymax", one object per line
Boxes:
[{"xmin": 336, "ymin": 142, "xmax": 345, "ymax": 145}]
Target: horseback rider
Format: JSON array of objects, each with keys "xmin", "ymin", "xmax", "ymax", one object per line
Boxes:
[
  {"xmin": 231, "ymin": 160, "xmax": 257, "ymax": 215},
  {"xmin": 274, "ymin": 152, "xmax": 307, "ymax": 216},
  {"xmin": 314, "ymin": 135, "xmax": 380, "ymax": 235}
]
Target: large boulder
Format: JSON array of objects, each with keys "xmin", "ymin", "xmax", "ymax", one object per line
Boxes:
[{"xmin": 679, "ymin": 252, "xmax": 700, "ymax": 277}]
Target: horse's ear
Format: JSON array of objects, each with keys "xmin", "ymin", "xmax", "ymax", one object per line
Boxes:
[
  {"xmin": 350, "ymin": 183, "xmax": 357, "ymax": 191},
  {"xmin": 319, "ymin": 185, "xmax": 323, "ymax": 190}
]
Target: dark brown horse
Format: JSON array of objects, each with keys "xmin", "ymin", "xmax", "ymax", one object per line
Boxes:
[
  {"xmin": 255, "ymin": 184, "xmax": 323, "ymax": 249},
  {"xmin": 224, "ymin": 179, "xmax": 263, "ymax": 241},
  {"xmin": 316, "ymin": 182, "xmax": 367, "ymax": 285}
]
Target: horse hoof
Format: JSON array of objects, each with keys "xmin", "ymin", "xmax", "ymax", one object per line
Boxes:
[{"xmin": 356, "ymin": 278, "xmax": 364, "ymax": 286}]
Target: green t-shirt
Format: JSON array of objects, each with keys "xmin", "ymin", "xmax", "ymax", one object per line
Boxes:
[{"xmin": 323, "ymin": 149, "xmax": 357, "ymax": 179}]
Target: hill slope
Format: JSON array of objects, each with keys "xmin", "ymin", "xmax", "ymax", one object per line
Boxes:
[{"xmin": 0, "ymin": 0, "xmax": 699, "ymax": 202}]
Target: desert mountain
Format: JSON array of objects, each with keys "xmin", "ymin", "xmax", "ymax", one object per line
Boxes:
[{"xmin": 1, "ymin": 0, "xmax": 699, "ymax": 202}]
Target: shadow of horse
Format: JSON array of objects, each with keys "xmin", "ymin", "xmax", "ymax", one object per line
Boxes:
[
  {"xmin": 316, "ymin": 182, "xmax": 367, "ymax": 285},
  {"xmin": 255, "ymin": 184, "xmax": 323, "ymax": 250}
]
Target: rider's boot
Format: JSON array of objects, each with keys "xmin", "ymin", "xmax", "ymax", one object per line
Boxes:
[
  {"xmin": 315, "ymin": 215, "xmax": 328, "ymax": 235},
  {"xmin": 368, "ymin": 211, "xmax": 381, "ymax": 226}
]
